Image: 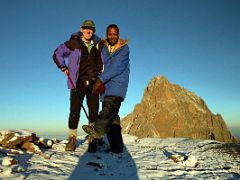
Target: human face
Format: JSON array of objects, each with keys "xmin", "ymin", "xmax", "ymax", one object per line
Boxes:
[
  {"xmin": 81, "ymin": 27, "xmax": 94, "ymax": 42},
  {"xmin": 107, "ymin": 27, "xmax": 119, "ymax": 46}
]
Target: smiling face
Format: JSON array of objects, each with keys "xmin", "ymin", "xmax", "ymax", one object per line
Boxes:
[
  {"xmin": 106, "ymin": 27, "xmax": 119, "ymax": 46},
  {"xmin": 81, "ymin": 27, "xmax": 95, "ymax": 42}
]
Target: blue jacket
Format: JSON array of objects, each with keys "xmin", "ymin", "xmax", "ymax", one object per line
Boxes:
[
  {"xmin": 99, "ymin": 39, "xmax": 130, "ymax": 101},
  {"xmin": 53, "ymin": 32, "xmax": 101, "ymax": 89}
]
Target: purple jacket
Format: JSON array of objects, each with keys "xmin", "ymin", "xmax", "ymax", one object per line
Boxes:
[{"xmin": 53, "ymin": 32, "xmax": 101, "ymax": 89}]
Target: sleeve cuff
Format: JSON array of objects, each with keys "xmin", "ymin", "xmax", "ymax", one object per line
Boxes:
[{"xmin": 61, "ymin": 66, "xmax": 68, "ymax": 72}]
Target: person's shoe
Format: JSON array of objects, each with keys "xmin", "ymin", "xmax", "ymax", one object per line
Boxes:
[
  {"xmin": 87, "ymin": 136, "xmax": 97, "ymax": 153},
  {"xmin": 65, "ymin": 135, "xmax": 77, "ymax": 151},
  {"xmin": 82, "ymin": 125, "xmax": 103, "ymax": 139}
]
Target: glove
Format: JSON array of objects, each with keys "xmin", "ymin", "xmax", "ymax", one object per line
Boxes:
[
  {"xmin": 92, "ymin": 79, "xmax": 105, "ymax": 95},
  {"xmin": 99, "ymin": 83, "xmax": 105, "ymax": 94}
]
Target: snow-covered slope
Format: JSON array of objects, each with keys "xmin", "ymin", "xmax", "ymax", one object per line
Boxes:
[{"xmin": 0, "ymin": 134, "xmax": 239, "ymax": 179}]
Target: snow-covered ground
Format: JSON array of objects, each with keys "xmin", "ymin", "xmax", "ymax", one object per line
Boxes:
[{"xmin": 0, "ymin": 134, "xmax": 239, "ymax": 179}]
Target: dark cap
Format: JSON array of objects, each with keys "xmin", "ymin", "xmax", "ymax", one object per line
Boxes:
[{"xmin": 81, "ymin": 20, "xmax": 95, "ymax": 28}]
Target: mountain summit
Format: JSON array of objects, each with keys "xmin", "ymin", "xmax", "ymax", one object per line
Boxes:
[{"xmin": 121, "ymin": 75, "xmax": 236, "ymax": 143}]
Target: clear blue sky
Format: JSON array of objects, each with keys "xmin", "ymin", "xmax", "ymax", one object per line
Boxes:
[{"xmin": 0, "ymin": 0, "xmax": 239, "ymax": 135}]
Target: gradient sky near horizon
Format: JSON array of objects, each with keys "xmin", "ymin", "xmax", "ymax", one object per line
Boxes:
[{"xmin": 0, "ymin": 0, "xmax": 239, "ymax": 135}]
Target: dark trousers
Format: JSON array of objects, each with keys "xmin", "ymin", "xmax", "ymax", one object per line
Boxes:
[
  {"xmin": 95, "ymin": 96, "xmax": 123, "ymax": 134},
  {"xmin": 68, "ymin": 80, "xmax": 99, "ymax": 129}
]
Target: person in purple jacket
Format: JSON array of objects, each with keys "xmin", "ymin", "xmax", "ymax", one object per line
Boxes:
[
  {"xmin": 53, "ymin": 20, "xmax": 103, "ymax": 152},
  {"xmin": 82, "ymin": 24, "xmax": 130, "ymax": 153}
]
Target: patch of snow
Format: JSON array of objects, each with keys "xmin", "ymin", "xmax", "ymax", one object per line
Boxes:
[
  {"xmin": 8, "ymin": 136, "xmax": 18, "ymax": 142},
  {"xmin": 182, "ymin": 155, "xmax": 198, "ymax": 167},
  {"xmin": 0, "ymin": 134, "xmax": 239, "ymax": 179},
  {"xmin": 52, "ymin": 143, "xmax": 66, "ymax": 152},
  {"xmin": 2, "ymin": 157, "xmax": 18, "ymax": 166}
]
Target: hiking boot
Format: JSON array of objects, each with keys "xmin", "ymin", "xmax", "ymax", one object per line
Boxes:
[
  {"xmin": 87, "ymin": 136, "xmax": 97, "ymax": 153},
  {"xmin": 82, "ymin": 125, "xmax": 103, "ymax": 139},
  {"xmin": 65, "ymin": 135, "xmax": 76, "ymax": 152}
]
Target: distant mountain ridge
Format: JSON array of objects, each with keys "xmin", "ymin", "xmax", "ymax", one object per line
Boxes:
[{"xmin": 121, "ymin": 75, "xmax": 237, "ymax": 143}]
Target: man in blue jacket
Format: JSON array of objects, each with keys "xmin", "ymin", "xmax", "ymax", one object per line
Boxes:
[
  {"xmin": 82, "ymin": 24, "xmax": 130, "ymax": 153},
  {"xmin": 53, "ymin": 20, "xmax": 103, "ymax": 152}
]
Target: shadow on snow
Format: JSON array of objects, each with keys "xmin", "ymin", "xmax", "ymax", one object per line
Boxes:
[{"xmin": 68, "ymin": 136, "xmax": 139, "ymax": 180}]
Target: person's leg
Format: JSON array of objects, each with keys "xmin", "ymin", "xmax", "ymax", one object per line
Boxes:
[
  {"xmin": 85, "ymin": 87, "xmax": 99, "ymax": 153},
  {"xmin": 68, "ymin": 83, "xmax": 85, "ymax": 130},
  {"xmin": 86, "ymin": 87, "xmax": 99, "ymax": 124},
  {"xmin": 82, "ymin": 96, "xmax": 123, "ymax": 139},
  {"xmin": 107, "ymin": 115, "xmax": 124, "ymax": 153},
  {"xmin": 96, "ymin": 96, "xmax": 123, "ymax": 133},
  {"xmin": 66, "ymin": 83, "xmax": 85, "ymax": 151}
]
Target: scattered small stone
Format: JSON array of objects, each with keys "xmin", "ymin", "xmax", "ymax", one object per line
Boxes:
[
  {"xmin": 52, "ymin": 138, "xmax": 60, "ymax": 144},
  {"xmin": 21, "ymin": 142, "xmax": 42, "ymax": 154},
  {"xmin": 42, "ymin": 154, "xmax": 50, "ymax": 160},
  {"xmin": 134, "ymin": 138, "xmax": 140, "ymax": 143},
  {"xmin": 37, "ymin": 137, "xmax": 54, "ymax": 148},
  {"xmin": 194, "ymin": 162, "xmax": 199, "ymax": 168},
  {"xmin": 169, "ymin": 154, "xmax": 184, "ymax": 162}
]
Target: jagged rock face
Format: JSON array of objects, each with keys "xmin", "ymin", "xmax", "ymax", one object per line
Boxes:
[
  {"xmin": 121, "ymin": 76, "xmax": 236, "ymax": 143},
  {"xmin": 0, "ymin": 130, "xmax": 60, "ymax": 155},
  {"xmin": 0, "ymin": 130, "xmax": 37, "ymax": 149}
]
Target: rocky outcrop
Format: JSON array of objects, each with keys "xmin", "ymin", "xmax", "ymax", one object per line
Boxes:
[
  {"xmin": 0, "ymin": 129, "xmax": 66, "ymax": 176},
  {"xmin": 0, "ymin": 130, "xmax": 37, "ymax": 149},
  {"xmin": 121, "ymin": 76, "xmax": 236, "ymax": 143},
  {"xmin": 0, "ymin": 129, "xmax": 60, "ymax": 156}
]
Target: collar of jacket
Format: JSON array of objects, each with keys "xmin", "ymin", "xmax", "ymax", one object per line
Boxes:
[
  {"xmin": 70, "ymin": 32, "xmax": 101, "ymax": 45},
  {"xmin": 102, "ymin": 38, "xmax": 128, "ymax": 53}
]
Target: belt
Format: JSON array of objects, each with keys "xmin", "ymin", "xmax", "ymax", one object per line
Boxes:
[{"xmin": 81, "ymin": 77, "xmax": 97, "ymax": 87}]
